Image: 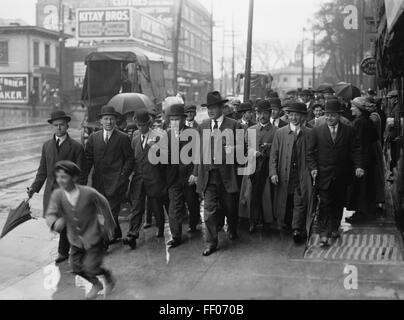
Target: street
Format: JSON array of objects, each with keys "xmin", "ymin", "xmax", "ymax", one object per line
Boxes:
[{"xmin": 1, "ymin": 123, "xmax": 404, "ymax": 300}]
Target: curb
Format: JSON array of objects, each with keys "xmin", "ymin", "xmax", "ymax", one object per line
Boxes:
[{"xmin": 0, "ymin": 123, "xmax": 48, "ymax": 132}]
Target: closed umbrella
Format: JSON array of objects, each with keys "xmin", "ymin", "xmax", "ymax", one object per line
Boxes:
[
  {"xmin": 306, "ymin": 184, "xmax": 319, "ymax": 246},
  {"xmin": 333, "ymin": 83, "xmax": 361, "ymax": 101},
  {"xmin": 1, "ymin": 199, "xmax": 34, "ymax": 239},
  {"xmin": 106, "ymin": 93, "xmax": 155, "ymax": 116}
]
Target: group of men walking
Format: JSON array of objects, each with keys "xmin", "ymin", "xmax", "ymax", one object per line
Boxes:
[{"xmin": 28, "ymin": 88, "xmax": 389, "ymax": 297}]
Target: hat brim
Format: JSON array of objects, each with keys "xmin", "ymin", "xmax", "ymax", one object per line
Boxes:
[
  {"xmin": 283, "ymin": 108, "xmax": 307, "ymax": 114},
  {"xmin": 201, "ymin": 99, "xmax": 229, "ymax": 107},
  {"xmin": 98, "ymin": 112, "xmax": 120, "ymax": 119},
  {"xmin": 167, "ymin": 113, "xmax": 187, "ymax": 117},
  {"xmin": 324, "ymin": 110, "xmax": 344, "ymax": 114},
  {"xmin": 47, "ymin": 116, "xmax": 71, "ymax": 124}
]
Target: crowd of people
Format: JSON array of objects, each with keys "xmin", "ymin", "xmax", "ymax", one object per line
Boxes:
[{"xmin": 26, "ymin": 87, "xmax": 400, "ymax": 299}]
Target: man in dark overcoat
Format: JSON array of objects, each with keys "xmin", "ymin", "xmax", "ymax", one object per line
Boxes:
[
  {"xmin": 193, "ymin": 91, "xmax": 242, "ymax": 256},
  {"xmin": 84, "ymin": 106, "xmax": 134, "ymax": 244},
  {"xmin": 28, "ymin": 110, "xmax": 87, "ymax": 263},
  {"xmin": 307, "ymin": 100, "xmax": 364, "ymax": 246},
  {"xmin": 123, "ymin": 109, "xmax": 167, "ymax": 249},
  {"xmin": 165, "ymin": 104, "xmax": 200, "ymax": 248}
]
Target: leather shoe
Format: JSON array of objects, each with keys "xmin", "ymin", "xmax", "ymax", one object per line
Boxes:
[
  {"xmin": 167, "ymin": 239, "xmax": 181, "ymax": 248},
  {"xmin": 123, "ymin": 237, "xmax": 136, "ymax": 250},
  {"xmin": 293, "ymin": 230, "xmax": 303, "ymax": 243},
  {"xmin": 202, "ymin": 247, "xmax": 217, "ymax": 256},
  {"xmin": 229, "ymin": 233, "xmax": 238, "ymax": 240},
  {"xmin": 85, "ymin": 281, "xmax": 103, "ymax": 300},
  {"xmin": 104, "ymin": 274, "xmax": 116, "ymax": 296},
  {"xmin": 319, "ymin": 236, "xmax": 329, "ymax": 247},
  {"xmin": 188, "ymin": 226, "xmax": 198, "ymax": 233},
  {"xmin": 55, "ymin": 254, "xmax": 69, "ymax": 264}
]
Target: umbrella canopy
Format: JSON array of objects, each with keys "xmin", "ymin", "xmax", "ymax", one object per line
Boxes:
[
  {"xmin": 1, "ymin": 200, "xmax": 33, "ymax": 238},
  {"xmin": 106, "ymin": 93, "xmax": 155, "ymax": 116},
  {"xmin": 333, "ymin": 83, "xmax": 361, "ymax": 101},
  {"xmin": 315, "ymin": 83, "xmax": 335, "ymax": 94}
]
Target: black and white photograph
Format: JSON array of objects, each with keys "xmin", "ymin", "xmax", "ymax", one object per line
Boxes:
[{"xmin": 0, "ymin": 0, "xmax": 404, "ymax": 307}]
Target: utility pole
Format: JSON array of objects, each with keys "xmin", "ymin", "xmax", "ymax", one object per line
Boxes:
[
  {"xmin": 243, "ymin": 0, "xmax": 254, "ymax": 102},
  {"xmin": 312, "ymin": 30, "xmax": 315, "ymax": 89},
  {"xmin": 209, "ymin": 0, "xmax": 214, "ymax": 91},
  {"xmin": 220, "ymin": 26, "xmax": 225, "ymax": 93},
  {"xmin": 359, "ymin": 0, "xmax": 365, "ymax": 89},
  {"xmin": 173, "ymin": 0, "xmax": 184, "ymax": 95},
  {"xmin": 58, "ymin": 0, "xmax": 65, "ymax": 111},
  {"xmin": 232, "ymin": 12, "xmax": 235, "ymax": 96},
  {"xmin": 301, "ymin": 27, "xmax": 305, "ymax": 90}
]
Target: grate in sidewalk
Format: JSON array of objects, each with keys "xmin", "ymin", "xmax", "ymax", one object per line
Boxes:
[{"xmin": 304, "ymin": 232, "xmax": 404, "ymax": 262}]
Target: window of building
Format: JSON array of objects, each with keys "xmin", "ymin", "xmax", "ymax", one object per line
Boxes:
[
  {"xmin": 44, "ymin": 43, "xmax": 50, "ymax": 66},
  {"xmin": 283, "ymin": 77, "xmax": 288, "ymax": 83},
  {"xmin": 0, "ymin": 41, "xmax": 8, "ymax": 64},
  {"xmin": 308, "ymin": 78, "xmax": 312, "ymax": 87},
  {"xmin": 297, "ymin": 78, "xmax": 301, "ymax": 83},
  {"xmin": 33, "ymin": 41, "xmax": 39, "ymax": 66},
  {"xmin": 56, "ymin": 46, "xmax": 59, "ymax": 69}
]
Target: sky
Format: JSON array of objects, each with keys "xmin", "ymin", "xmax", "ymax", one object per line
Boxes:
[{"xmin": 0, "ymin": 0, "xmax": 325, "ymax": 74}]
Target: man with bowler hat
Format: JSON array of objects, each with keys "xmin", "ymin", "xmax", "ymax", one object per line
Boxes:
[
  {"xmin": 85, "ymin": 106, "xmax": 134, "ymax": 246},
  {"xmin": 124, "ymin": 109, "xmax": 167, "ymax": 249},
  {"xmin": 270, "ymin": 98, "xmax": 288, "ymax": 128},
  {"xmin": 194, "ymin": 91, "xmax": 242, "ymax": 256},
  {"xmin": 244, "ymin": 100, "xmax": 278, "ymax": 233},
  {"xmin": 269, "ymin": 101, "xmax": 312, "ymax": 243},
  {"xmin": 28, "ymin": 110, "xmax": 87, "ymax": 264},
  {"xmin": 185, "ymin": 104, "xmax": 199, "ymax": 129},
  {"xmin": 307, "ymin": 99, "xmax": 363, "ymax": 247},
  {"xmin": 165, "ymin": 104, "xmax": 200, "ymax": 248},
  {"xmin": 237, "ymin": 102, "xmax": 255, "ymax": 131}
]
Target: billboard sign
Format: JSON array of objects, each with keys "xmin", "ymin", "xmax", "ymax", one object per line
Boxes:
[
  {"xmin": 76, "ymin": 7, "xmax": 132, "ymax": 40},
  {"xmin": 0, "ymin": 74, "xmax": 29, "ymax": 103}
]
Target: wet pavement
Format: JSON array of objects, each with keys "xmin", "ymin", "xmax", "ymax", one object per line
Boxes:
[{"xmin": 1, "ymin": 122, "xmax": 404, "ymax": 300}]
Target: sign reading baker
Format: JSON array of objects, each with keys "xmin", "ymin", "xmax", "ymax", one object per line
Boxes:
[
  {"xmin": 77, "ymin": 7, "xmax": 132, "ymax": 40},
  {"xmin": 0, "ymin": 74, "xmax": 28, "ymax": 103}
]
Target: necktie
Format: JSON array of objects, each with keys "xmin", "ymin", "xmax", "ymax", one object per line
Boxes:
[
  {"xmin": 213, "ymin": 120, "xmax": 219, "ymax": 130},
  {"xmin": 141, "ymin": 135, "xmax": 146, "ymax": 149},
  {"xmin": 331, "ymin": 126, "xmax": 337, "ymax": 142},
  {"xmin": 104, "ymin": 133, "xmax": 109, "ymax": 144},
  {"xmin": 56, "ymin": 138, "xmax": 60, "ymax": 152}
]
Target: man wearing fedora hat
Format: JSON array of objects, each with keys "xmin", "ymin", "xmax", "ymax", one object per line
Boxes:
[
  {"xmin": 85, "ymin": 105, "xmax": 134, "ymax": 246},
  {"xmin": 270, "ymin": 98, "xmax": 288, "ymax": 128},
  {"xmin": 195, "ymin": 91, "xmax": 242, "ymax": 256},
  {"xmin": 164, "ymin": 104, "xmax": 201, "ymax": 247},
  {"xmin": 269, "ymin": 101, "xmax": 312, "ymax": 243},
  {"xmin": 124, "ymin": 109, "xmax": 167, "ymax": 249},
  {"xmin": 307, "ymin": 99, "xmax": 363, "ymax": 247},
  {"xmin": 27, "ymin": 110, "xmax": 87, "ymax": 263}
]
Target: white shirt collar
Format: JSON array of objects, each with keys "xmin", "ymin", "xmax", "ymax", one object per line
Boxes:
[
  {"xmin": 103, "ymin": 129, "xmax": 114, "ymax": 140},
  {"xmin": 270, "ymin": 117, "xmax": 279, "ymax": 126},
  {"xmin": 185, "ymin": 120, "xmax": 194, "ymax": 127},
  {"xmin": 211, "ymin": 115, "xmax": 224, "ymax": 130},
  {"xmin": 64, "ymin": 186, "xmax": 80, "ymax": 207},
  {"xmin": 55, "ymin": 134, "xmax": 67, "ymax": 143},
  {"xmin": 328, "ymin": 123, "xmax": 339, "ymax": 131},
  {"xmin": 289, "ymin": 123, "xmax": 301, "ymax": 134}
]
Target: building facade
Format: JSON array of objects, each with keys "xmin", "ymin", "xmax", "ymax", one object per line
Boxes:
[
  {"xmin": 36, "ymin": 0, "xmax": 212, "ymax": 105},
  {"xmin": 0, "ymin": 26, "xmax": 63, "ymax": 106}
]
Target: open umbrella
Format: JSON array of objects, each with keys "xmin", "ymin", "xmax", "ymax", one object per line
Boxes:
[
  {"xmin": 315, "ymin": 83, "xmax": 335, "ymax": 94},
  {"xmin": 1, "ymin": 199, "xmax": 33, "ymax": 238},
  {"xmin": 333, "ymin": 83, "xmax": 361, "ymax": 101},
  {"xmin": 106, "ymin": 93, "xmax": 155, "ymax": 116}
]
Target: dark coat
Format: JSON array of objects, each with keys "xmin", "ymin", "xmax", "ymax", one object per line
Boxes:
[
  {"xmin": 85, "ymin": 129, "xmax": 134, "ymax": 198},
  {"xmin": 307, "ymin": 122, "xmax": 362, "ymax": 190},
  {"xmin": 269, "ymin": 125, "xmax": 312, "ymax": 225},
  {"xmin": 30, "ymin": 134, "xmax": 87, "ymax": 214},
  {"xmin": 129, "ymin": 130, "xmax": 166, "ymax": 199},
  {"xmin": 194, "ymin": 117, "xmax": 242, "ymax": 194},
  {"xmin": 166, "ymin": 126, "xmax": 196, "ymax": 188}
]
